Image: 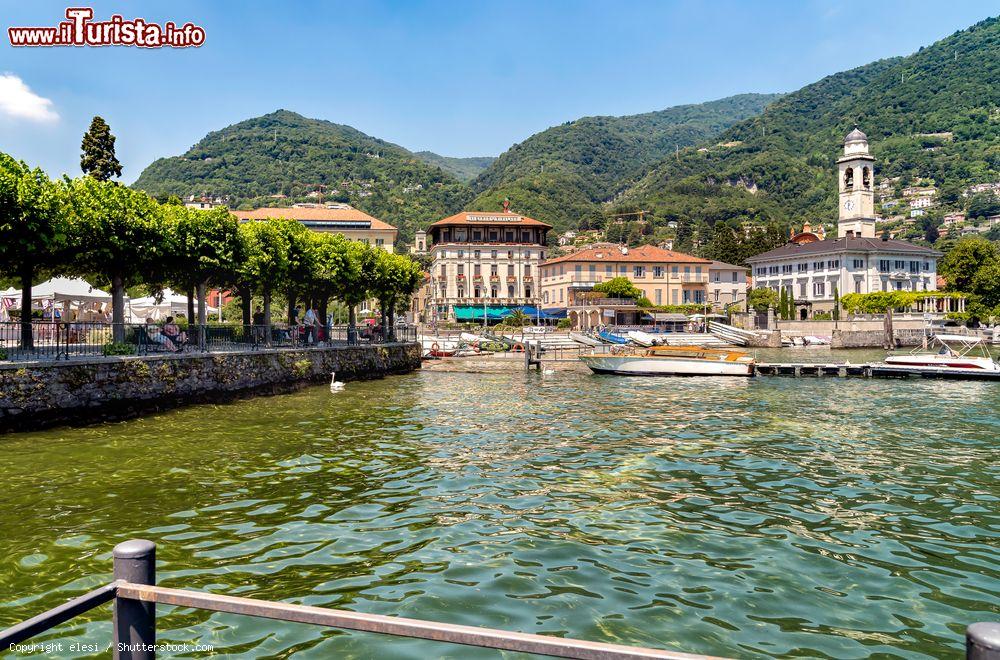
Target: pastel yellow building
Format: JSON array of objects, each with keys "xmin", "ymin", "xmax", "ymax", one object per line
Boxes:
[
  {"xmin": 540, "ymin": 244, "xmax": 710, "ymax": 328},
  {"xmin": 231, "ymin": 204, "xmax": 397, "ymax": 251}
]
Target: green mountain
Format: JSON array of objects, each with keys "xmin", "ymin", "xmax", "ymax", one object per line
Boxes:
[
  {"xmin": 413, "ymin": 152, "xmax": 494, "ymax": 182},
  {"xmin": 619, "ymin": 16, "xmax": 1000, "ymax": 256},
  {"xmin": 468, "ymin": 93, "xmax": 782, "ymax": 232},
  {"xmin": 132, "ymin": 110, "xmax": 472, "ymax": 245}
]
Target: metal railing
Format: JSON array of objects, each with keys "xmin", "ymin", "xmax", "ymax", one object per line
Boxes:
[
  {"xmin": 0, "ymin": 321, "xmax": 418, "ymax": 362},
  {"xmin": 0, "ymin": 539, "xmax": 738, "ymax": 660}
]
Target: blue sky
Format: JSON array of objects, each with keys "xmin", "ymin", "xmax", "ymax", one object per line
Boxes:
[{"xmin": 1, "ymin": 1, "xmax": 996, "ymax": 182}]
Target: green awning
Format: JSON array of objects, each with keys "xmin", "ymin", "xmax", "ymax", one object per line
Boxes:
[{"xmin": 453, "ymin": 305, "xmax": 515, "ymax": 321}]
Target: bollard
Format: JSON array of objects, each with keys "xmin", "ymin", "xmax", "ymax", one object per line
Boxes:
[
  {"xmin": 113, "ymin": 539, "xmax": 156, "ymax": 660},
  {"xmin": 969, "ymin": 623, "xmax": 1000, "ymax": 660}
]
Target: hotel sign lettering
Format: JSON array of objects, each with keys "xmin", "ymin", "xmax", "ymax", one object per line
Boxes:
[{"xmin": 467, "ymin": 214, "xmax": 521, "ymax": 222}]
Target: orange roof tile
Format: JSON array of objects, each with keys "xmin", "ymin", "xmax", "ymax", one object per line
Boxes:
[
  {"xmin": 428, "ymin": 211, "xmax": 551, "ymax": 228},
  {"xmin": 231, "ymin": 206, "xmax": 396, "ymax": 231},
  {"xmin": 542, "ymin": 244, "xmax": 710, "ymax": 266}
]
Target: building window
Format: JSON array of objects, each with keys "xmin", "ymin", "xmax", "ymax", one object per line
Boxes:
[
  {"xmin": 769, "ymin": 266, "xmax": 779, "ymax": 275},
  {"xmin": 474, "ymin": 264, "xmax": 481, "ymax": 276},
  {"xmin": 712, "ymin": 271, "xmax": 720, "ymax": 282},
  {"xmin": 589, "ymin": 264, "xmax": 597, "ymax": 274},
  {"xmin": 508, "ymin": 285, "xmax": 514, "ymax": 297},
  {"xmin": 474, "ymin": 288, "xmax": 481, "ymax": 298},
  {"xmin": 853, "ymin": 259, "xmax": 864, "ymax": 269},
  {"xmin": 507, "ymin": 265, "xmax": 515, "ymax": 276},
  {"xmin": 490, "ymin": 265, "xmax": 498, "ymax": 276},
  {"xmin": 457, "ymin": 249, "xmax": 464, "ymax": 258},
  {"xmin": 634, "ymin": 266, "xmax": 645, "ymax": 278},
  {"xmin": 909, "ymin": 260, "xmax": 920, "ymax": 273},
  {"xmin": 713, "ymin": 290, "xmax": 719, "ymax": 302},
  {"xmin": 524, "ymin": 265, "xmax": 531, "ymax": 275},
  {"xmin": 813, "ymin": 282, "xmax": 825, "ymax": 297},
  {"xmin": 879, "ymin": 260, "xmax": 890, "ymax": 272},
  {"xmin": 654, "ymin": 266, "xmax": 665, "ymax": 278},
  {"xmin": 656, "ymin": 289, "xmax": 663, "ymax": 305},
  {"xmin": 544, "ymin": 291, "xmax": 549, "ymax": 303},
  {"xmin": 797, "ymin": 263, "xmax": 808, "ymax": 273},
  {"xmin": 782, "ymin": 264, "xmax": 793, "ymax": 274},
  {"xmin": 731, "ymin": 272, "xmax": 738, "ymax": 283},
  {"xmin": 827, "ymin": 260, "xmax": 839, "ymax": 269},
  {"xmin": 490, "ymin": 250, "xmax": 497, "ymax": 259},
  {"xmin": 694, "ymin": 290, "xmax": 704, "ymax": 303},
  {"xmin": 799, "ymin": 282, "xmax": 806, "ymax": 297},
  {"xmin": 605, "ymin": 265, "xmax": 613, "ymax": 275},
  {"xmin": 575, "ymin": 264, "xmax": 582, "ymax": 274},
  {"xmin": 457, "ymin": 287, "xmax": 464, "ymax": 298},
  {"xmin": 491, "ymin": 287, "xmax": 498, "ymax": 298},
  {"xmin": 672, "ymin": 289, "xmax": 679, "ymax": 304},
  {"xmin": 376, "ymin": 238, "xmax": 384, "ymax": 247},
  {"xmin": 855, "ymin": 280, "xmax": 862, "ymax": 294},
  {"xmin": 474, "ymin": 250, "xmax": 481, "ymax": 259},
  {"xmin": 894, "ymin": 260, "xmax": 905, "ymax": 270},
  {"xmin": 507, "ymin": 250, "xmax": 513, "ymax": 259}
]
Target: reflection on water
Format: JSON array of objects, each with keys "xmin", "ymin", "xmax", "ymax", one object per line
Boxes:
[{"xmin": 0, "ymin": 369, "xmax": 997, "ymax": 658}]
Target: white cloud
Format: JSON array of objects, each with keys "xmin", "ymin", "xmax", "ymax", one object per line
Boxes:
[{"xmin": 0, "ymin": 74, "xmax": 59, "ymax": 122}]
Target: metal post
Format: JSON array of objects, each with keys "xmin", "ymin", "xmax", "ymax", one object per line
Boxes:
[
  {"xmin": 113, "ymin": 539, "xmax": 156, "ymax": 659},
  {"xmin": 968, "ymin": 623, "xmax": 1000, "ymax": 660}
]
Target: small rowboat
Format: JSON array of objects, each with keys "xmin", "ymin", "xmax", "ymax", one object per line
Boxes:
[{"xmin": 580, "ymin": 345, "xmax": 754, "ymax": 377}]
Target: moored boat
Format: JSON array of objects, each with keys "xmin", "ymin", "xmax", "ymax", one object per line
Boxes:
[
  {"xmin": 883, "ymin": 334, "xmax": 1000, "ymax": 372},
  {"xmin": 580, "ymin": 345, "xmax": 755, "ymax": 376}
]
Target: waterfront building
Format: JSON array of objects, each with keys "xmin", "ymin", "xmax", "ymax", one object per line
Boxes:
[
  {"xmin": 746, "ymin": 129, "xmax": 944, "ymax": 318},
  {"xmin": 231, "ymin": 204, "xmax": 397, "ymax": 252},
  {"xmin": 539, "ymin": 244, "xmax": 710, "ymax": 329},
  {"xmin": 426, "ymin": 207, "xmax": 551, "ymax": 323},
  {"xmin": 707, "ymin": 261, "xmax": 749, "ymax": 311}
]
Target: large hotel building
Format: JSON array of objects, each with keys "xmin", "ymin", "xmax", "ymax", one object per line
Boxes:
[{"xmin": 426, "ymin": 210, "xmax": 551, "ymax": 322}]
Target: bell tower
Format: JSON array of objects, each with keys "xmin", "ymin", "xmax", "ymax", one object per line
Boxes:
[{"xmin": 837, "ymin": 128, "xmax": 876, "ymax": 238}]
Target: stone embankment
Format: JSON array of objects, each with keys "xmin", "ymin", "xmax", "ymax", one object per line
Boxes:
[{"xmin": 0, "ymin": 343, "xmax": 420, "ymax": 432}]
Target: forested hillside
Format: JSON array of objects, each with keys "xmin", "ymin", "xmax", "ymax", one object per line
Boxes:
[
  {"xmin": 468, "ymin": 94, "xmax": 782, "ymax": 232},
  {"xmin": 413, "ymin": 152, "xmax": 494, "ymax": 182},
  {"xmin": 619, "ymin": 16, "xmax": 1000, "ymax": 259},
  {"xmin": 132, "ymin": 110, "xmax": 473, "ymax": 244}
]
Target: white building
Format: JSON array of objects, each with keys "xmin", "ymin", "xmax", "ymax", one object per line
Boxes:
[
  {"xmin": 426, "ymin": 208, "xmax": 551, "ymax": 323},
  {"xmin": 747, "ymin": 128, "xmax": 941, "ymax": 318},
  {"xmin": 707, "ymin": 261, "xmax": 748, "ymax": 310}
]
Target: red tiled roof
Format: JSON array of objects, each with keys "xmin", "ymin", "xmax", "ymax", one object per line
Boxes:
[
  {"xmin": 231, "ymin": 206, "xmax": 396, "ymax": 231},
  {"xmin": 428, "ymin": 211, "xmax": 551, "ymax": 228},
  {"xmin": 542, "ymin": 244, "xmax": 711, "ymax": 266}
]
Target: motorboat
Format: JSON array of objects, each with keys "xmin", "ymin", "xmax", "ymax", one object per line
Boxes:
[
  {"xmin": 597, "ymin": 329, "xmax": 629, "ymax": 344},
  {"xmin": 569, "ymin": 331, "xmax": 604, "ymax": 347},
  {"xmin": 883, "ymin": 334, "xmax": 1000, "ymax": 372},
  {"xmin": 580, "ymin": 345, "xmax": 755, "ymax": 376},
  {"xmin": 627, "ymin": 330, "xmax": 662, "ymax": 347}
]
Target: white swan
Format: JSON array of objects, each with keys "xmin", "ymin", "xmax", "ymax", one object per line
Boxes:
[
  {"xmin": 542, "ymin": 368, "xmax": 556, "ymax": 375},
  {"xmin": 330, "ymin": 372, "xmax": 345, "ymax": 391}
]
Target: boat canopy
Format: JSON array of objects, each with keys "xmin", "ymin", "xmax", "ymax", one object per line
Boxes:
[{"xmin": 934, "ymin": 334, "xmax": 983, "ymax": 344}]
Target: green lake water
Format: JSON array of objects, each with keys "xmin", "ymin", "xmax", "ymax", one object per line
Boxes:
[{"xmin": 1, "ymin": 356, "xmax": 998, "ymax": 658}]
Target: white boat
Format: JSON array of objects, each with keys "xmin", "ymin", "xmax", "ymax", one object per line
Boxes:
[
  {"xmin": 569, "ymin": 331, "xmax": 604, "ymax": 347},
  {"xmin": 883, "ymin": 334, "xmax": 1000, "ymax": 372},
  {"xmin": 460, "ymin": 332, "xmax": 488, "ymax": 344},
  {"xmin": 580, "ymin": 345, "xmax": 754, "ymax": 377},
  {"xmin": 627, "ymin": 330, "xmax": 659, "ymax": 346},
  {"xmin": 804, "ymin": 335, "xmax": 830, "ymax": 346},
  {"xmin": 420, "ymin": 336, "xmax": 463, "ymax": 357}
]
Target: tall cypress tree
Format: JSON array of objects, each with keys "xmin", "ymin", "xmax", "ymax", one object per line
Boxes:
[{"xmin": 80, "ymin": 116, "xmax": 123, "ymax": 181}]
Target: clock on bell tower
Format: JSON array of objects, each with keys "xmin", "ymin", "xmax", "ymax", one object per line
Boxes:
[{"xmin": 837, "ymin": 128, "xmax": 876, "ymax": 238}]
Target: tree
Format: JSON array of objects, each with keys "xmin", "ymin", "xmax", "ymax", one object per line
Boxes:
[
  {"xmin": 778, "ymin": 287, "xmax": 788, "ymax": 320},
  {"xmin": 65, "ymin": 177, "xmax": 167, "ymax": 341},
  {"xmin": 593, "ymin": 276, "xmax": 644, "ymax": 300},
  {"xmin": 80, "ymin": 116, "xmax": 123, "ymax": 181},
  {"xmin": 370, "ymin": 250, "xmax": 422, "ymax": 340},
  {"xmin": 163, "ymin": 206, "xmax": 241, "ymax": 336},
  {"xmin": 0, "ymin": 154, "xmax": 66, "ymax": 349},
  {"xmin": 748, "ymin": 287, "xmax": 778, "ymax": 313},
  {"xmin": 329, "ymin": 240, "xmax": 376, "ymax": 343},
  {"xmin": 237, "ymin": 219, "xmax": 292, "ymax": 338},
  {"xmin": 832, "ymin": 285, "xmax": 841, "ymax": 321},
  {"xmin": 939, "ymin": 235, "xmax": 998, "ymax": 293}
]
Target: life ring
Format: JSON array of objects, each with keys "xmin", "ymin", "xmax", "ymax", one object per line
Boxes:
[
  {"xmin": 512, "ymin": 342, "xmax": 525, "ymax": 353},
  {"xmin": 430, "ymin": 342, "xmax": 440, "ymax": 352}
]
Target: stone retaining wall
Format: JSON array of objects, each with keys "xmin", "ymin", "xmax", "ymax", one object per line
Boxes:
[
  {"xmin": 831, "ymin": 329, "xmax": 926, "ymax": 349},
  {"xmin": 0, "ymin": 343, "xmax": 421, "ymax": 433}
]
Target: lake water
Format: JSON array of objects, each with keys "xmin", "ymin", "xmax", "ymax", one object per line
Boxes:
[{"xmin": 1, "ymin": 358, "xmax": 998, "ymax": 658}]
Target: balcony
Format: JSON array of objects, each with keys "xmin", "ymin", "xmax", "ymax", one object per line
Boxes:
[
  {"xmin": 490, "ymin": 275, "xmax": 501, "ymax": 283},
  {"xmin": 506, "ymin": 276, "xmax": 517, "ymax": 283},
  {"xmin": 473, "ymin": 275, "xmax": 483, "ymax": 282},
  {"xmin": 522, "ymin": 275, "xmax": 533, "ymax": 282}
]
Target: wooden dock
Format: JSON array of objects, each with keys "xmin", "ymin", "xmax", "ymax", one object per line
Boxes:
[{"xmin": 754, "ymin": 362, "xmax": 1000, "ymax": 381}]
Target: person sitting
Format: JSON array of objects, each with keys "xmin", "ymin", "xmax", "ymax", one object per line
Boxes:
[
  {"xmin": 145, "ymin": 318, "xmax": 177, "ymax": 352},
  {"xmin": 162, "ymin": 316, "xmax": 186, "ymax": 352}
]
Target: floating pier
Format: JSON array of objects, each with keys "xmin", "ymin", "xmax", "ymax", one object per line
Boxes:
[{"xmin": 753, "ymin": 362, "xmax": 1000, "ymax": 381}]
